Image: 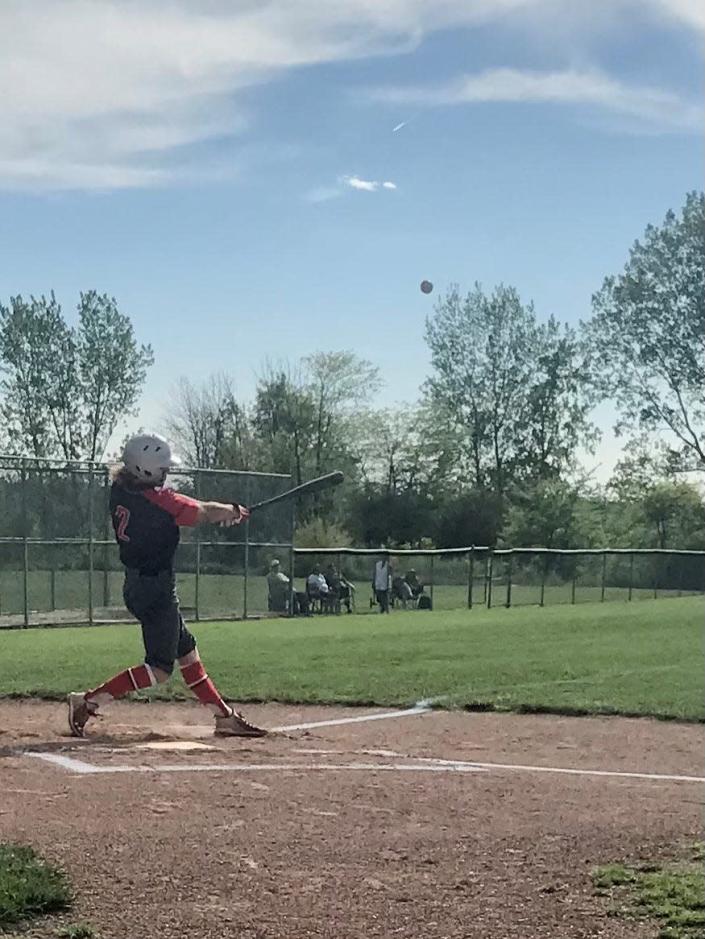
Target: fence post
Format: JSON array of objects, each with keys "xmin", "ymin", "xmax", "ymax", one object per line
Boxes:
[
  {"xmin": 87, "ymin": 464, "xmax": 94, "ymax": 626},
  {"xmin": 21, "ymin": 459, "xmax": 29, "ymax": 628},
  {"xmin": 467, "ymin": 547, "xmax": 474, "ymax": 610},
  {"xmin": 600, "ymin": 552, "xmax": 607, "ymax": 602},
  {"xmin": 243, "ymin": 520, "xmax": 250, "ymax": 619},
  {"xmin": 571, "ymin": 564, "xmax": 577, "ymax": 605},
  {"xmin": 429, "ymin": 555, "xmax": 435, "ymax": 608},
  {"xmin": 50, "ymin": 568, "xmax": 56, "ymax": 611},
  {"xmin": 194, "ymin": 469, "xmax": 201, "ymax": 622},
  {"xmin": 486, "ymin": 551, "xmax": 494, "ymax": 609},
  {"xmin": 505, "ymin": 551, "xmax": 513, "ymax": 608},
  {"xmin": 288, "ymin": 503, "xmax": 296, "ymax": 617},
  {"xmin": 337, "ymin": 551, "xmax": 342, "ymax": 614},
  {"xmin": 540, "ymin": 552, "xmax": 547, "ymax": 607},
  {"xmin": 676, "ymin": 555, "xmax": 683, "ymax": 597},
  {"xmin": 102, "ymin": 467, "xmax": 110, "ymax": 608},
  {"xmin": 628, "ymin": 552, "xmax": 634, "ymax": 602}
]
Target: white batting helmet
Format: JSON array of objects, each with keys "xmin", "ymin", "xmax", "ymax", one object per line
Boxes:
[{"xmin": 122, "ymin": 433, "xmax": 180, "ymax": 484}]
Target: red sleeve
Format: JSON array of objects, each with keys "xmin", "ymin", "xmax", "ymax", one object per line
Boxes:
[{"xmin": 143, "ymin": 488, "xmax": 201, "ymax": 527}]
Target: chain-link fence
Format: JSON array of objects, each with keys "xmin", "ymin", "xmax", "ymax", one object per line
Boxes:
[
  {"xmin": 1, "ymin": 456, "xmax": 702, "ymax": 627},
  {"xmin": 0, "ymin": 457, "xmax": 293, "ymax": 627},
  {"xmin": 293, "ymin": 546, "xmax": 704, "ymax": 613}
]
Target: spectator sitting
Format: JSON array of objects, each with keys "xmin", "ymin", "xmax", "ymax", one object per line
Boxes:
[
  {"xmin": 268, "ymin": 559, "xmax": 310, "ymax": 616},
  {"xmin": 392, "ymin": 574, "xmax": 413, "ymax": 609},
  {"xmin": 307, "ymin": 568, "xmax": 330, "ymax": 597},
  {"xmin": 404, "ymin": 569, "xmax": 424, "ymax": 599},
  {"xmin": 325, "ymin": 562, "xmax": 354, "ymax": 613},
  {"xmin": 267, "ymin": 559, "xmax": 290, "ymax": 614}
]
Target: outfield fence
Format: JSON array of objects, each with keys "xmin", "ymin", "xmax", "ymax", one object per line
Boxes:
[
  {"xmin": 0, "ymin": 456, "xmax": 293, "ymax": 627},
  {"xmin": 0, "ymin": 456, "xmax": 702, "ymax": 628},
  {"xmin": 293, "ymin": 546, "xmax": 705, "ymax": 613}
]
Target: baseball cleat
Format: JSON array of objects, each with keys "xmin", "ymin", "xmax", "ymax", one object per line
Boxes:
[
  {"xmin": 67, "ymin": 692, "xmax": 98, "ymax": 738},
  {"xmin": 214, "ymin": 708, "xmax": 267, "ymax": 738}
]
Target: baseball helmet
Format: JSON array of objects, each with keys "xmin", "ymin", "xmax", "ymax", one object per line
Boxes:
[{"xmin": 122, "ymin": 433, "xmax": 180, "ymax": 484}]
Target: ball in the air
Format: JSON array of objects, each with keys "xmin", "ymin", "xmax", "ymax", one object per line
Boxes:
[{"xmin": 420, "ymin": 280, "xmax": 433, "ymax": 294}]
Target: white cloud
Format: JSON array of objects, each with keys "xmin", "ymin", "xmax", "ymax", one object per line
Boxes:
[
  {"xmin": 344, "ymin": 176, "xmax": 380, "ymax": 192},
  {"xmin": 648, "ymin": 0, "xmax": 705, "ymax": 30},
  {"xmin": 342, "ymin": 176, "xmax": 398, "ymax": 192},
  {"xmin": 0, "ymin": 0, "xmax": 701, "ymax": 191},
  {"xmin": 369, "ymin": 68, "xmax": 702, "ymax": 131}
]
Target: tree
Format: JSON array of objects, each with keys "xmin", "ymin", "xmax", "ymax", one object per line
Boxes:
[
  {"xmin": 426, "ymin": 284, "xmax": 532, "ymax": 492},
  {"xmin": 514, "ymin": 317, "xmax": 598, "ymax": 481},
  {"xmin": 587, "ymin": 192, "xmax": 705, "ymax": 469},
  {"xmin": 77, "ymin": 291, "xmax": 154, "ymax": 460},
  {"xmin": 0, "ymin": 291, "xmax": 153, "ymax": 461},
  {"xmin": 252, "ymin": 367, "xmax": 318, "ymax": 485},
  {"xmin": 434, "ymin": 490, "xmax": 503, "ymax": 549},
  {"xmin": 303, "ymin": 351, "xmax": 381, "ymax": 478},
  {"xmin": 642, "ymin": 482, "xmax": 705, "ymax": 549},
  {"xmin": 347, "ymin": 486, "xmax": 434, "ymax": 547},
  {"xmin": 503, "ymin": 479, "xmax": 597, "ymax": 549},
  {"xmin": 0, "ymin": 293, "xmax": 82, "ymax": 459},
  {"xmin": 425, "ymin": 284, "xmax": 595, "ymax": 495},
  {"xmin": 165, "ymin": 373, "xmax": 251, "ymax": 469}
]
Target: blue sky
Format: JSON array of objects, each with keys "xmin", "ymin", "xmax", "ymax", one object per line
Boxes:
[{"xmin": 0, "ymin": 0, "xmax": 702, "ymax": 478}]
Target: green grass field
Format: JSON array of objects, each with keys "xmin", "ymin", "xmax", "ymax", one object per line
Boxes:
[
  {"xmin": 1, "ymin": 597, "xmax": 702, "ymax": 720},
  {"xmin": 593, "ymin": 844, "xmax": 705, "ymax": 938},
  {"xmin": 0, "ymin": 568, "xmax": 695, "ymax": 620},
  {"xmin": 0, "ymin": 844, "xmax": 70, "ymax": 928}
]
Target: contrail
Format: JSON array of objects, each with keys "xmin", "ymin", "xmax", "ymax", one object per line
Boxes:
[{"xmin": 392, "ymin": 121, "xmax": 408, "ymax": 133}]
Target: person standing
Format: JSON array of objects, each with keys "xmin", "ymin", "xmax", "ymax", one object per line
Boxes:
[
  {"xmin": 372, "ymin": 555, "xmax": 391, "ymax": 613},
  {"xmin": 67, "ymin": 433, "xmax": 266, "ymax": 739}
]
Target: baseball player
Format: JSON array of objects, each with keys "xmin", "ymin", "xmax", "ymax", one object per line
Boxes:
[{"xmin": 67, "ymin": 433, "xmax": 266, "ymax": 739}]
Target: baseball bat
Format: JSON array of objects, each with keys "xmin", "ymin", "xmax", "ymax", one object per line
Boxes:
[{"xmin": 247, "ymin": 471, "xmax": 344, "ymax": 514}]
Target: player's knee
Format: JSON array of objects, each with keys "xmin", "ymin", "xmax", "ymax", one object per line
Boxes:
[
  {"xmin": 178, "ymin": 649, "xmax": 200, "ymax": 667},
  {"xmin": 145, "ymin": 658, "xmax": 174, "ymax": 683},
  {"xmin": 152, "ymin": 667, "xmax": 171, "ymax": 684}
]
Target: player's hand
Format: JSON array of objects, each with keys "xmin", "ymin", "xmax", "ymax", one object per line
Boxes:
[
  {"xmin": 222, "ymin": 504, "xmax": 250, "ymax": 526},
  {"xmin": 234, "ymin": 504, "xmax": 250, "ymax": 524}
]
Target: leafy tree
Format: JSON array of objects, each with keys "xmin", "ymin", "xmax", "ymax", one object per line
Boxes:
[
  {"xmin": 588, "ymin": 192, "xmax": 705, "ymax": 469},
  {"xmin": 252, "ymin": 367, "xmax": 318, "ymax": 485},
  {"xmin": 0, "ymin": 293, "xmax": 75, "ymax": 458},
  {"xmin": 607, "ymin": 440, "xmax": 672, "ymax": 503},
  {"xmin": 303, "ymin": 351, "xmax": 381, "ymax": 478},
  {"xmin": 76, "ymin": 291, "xmax": 154, "ymax": 460},
  {"xmin": 433, "ymin": 490, "xmax": 503, "ymax": 549},
  {"xmin": 0, "ymin": 291, "xmax": 153, "ymax": 461},
  {"xmin": 503, "ymin": 479, "xmax": 597, "ymax": 549},
  {"xmin": 642, "ymin": 481, "xmax": 705, "ymax": 549},
  {"xmin": 347, "ymin": 486, "xmax": 434, "ymax": 547},
  {"xmin": 426, "ymin": 284, "xmax": 596, "ymax": 495},
  {"xmin": 515, "ymin": 317, "xmax": 598, "ymax": 481}
]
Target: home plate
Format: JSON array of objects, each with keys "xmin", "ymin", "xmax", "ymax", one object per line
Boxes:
[{"xmin": 135, "ymin": 741, "xmax": 217, "ymax": 752}]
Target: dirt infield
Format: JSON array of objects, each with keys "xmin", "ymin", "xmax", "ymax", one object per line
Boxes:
[{"xmin": 1, "ymin": 700, "xmax": 702, "ymax": 939}]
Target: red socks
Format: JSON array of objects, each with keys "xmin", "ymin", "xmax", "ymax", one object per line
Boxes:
[
  {"xmin": 83, "ymin": 660, "xmax": 230, "ymax": 718},
  {"xmin": 85, "ymin": 664, "xmax": 157, "ymax": 707},
  {"xmin": 180, "ymin": 660, "xmax": 231, "ymax": 717}
]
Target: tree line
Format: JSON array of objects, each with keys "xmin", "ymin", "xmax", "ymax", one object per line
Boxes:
[{"xmin": 1, "ymin": 192, "xmax": 703, "ymax": 552}]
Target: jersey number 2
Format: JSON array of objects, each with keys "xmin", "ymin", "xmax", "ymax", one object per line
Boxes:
[{"xmin": 115, "ymin": 505, "xmax": 131, "ymax": 542}]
